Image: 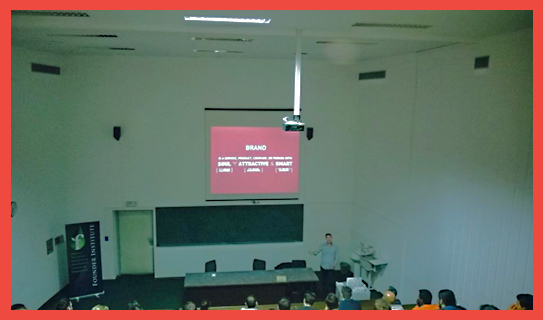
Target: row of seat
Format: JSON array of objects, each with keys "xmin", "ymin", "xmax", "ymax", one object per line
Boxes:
[{"xmin": 204, "ymin": 259, "xmax": 307, "ymax": 272}]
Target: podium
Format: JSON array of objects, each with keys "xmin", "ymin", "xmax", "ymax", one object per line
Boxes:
[
  {"xmin": 359, "ymin": 256, "xmax": 387, "ymax": 289},
  {"xmin": 336, "ymin": 278, "xmax": 371, "ymax": 301}
]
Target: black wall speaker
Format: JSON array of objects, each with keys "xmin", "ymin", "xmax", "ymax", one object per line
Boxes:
[
  {"xmin": 11, "ymin": 201, "xmax": 17, "ymax": 218},
  {"xmin": 307, "ymin": 127, "xmax": 313, "ymax": 140},
  {"xmin": 113, "ymin": 126, "xmax": 121, "ymax": 140}
]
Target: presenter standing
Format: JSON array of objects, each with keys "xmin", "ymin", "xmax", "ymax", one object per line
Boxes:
[{"xmin": 309, "ymin": 233, "xmax": 339, "ymax": 297}]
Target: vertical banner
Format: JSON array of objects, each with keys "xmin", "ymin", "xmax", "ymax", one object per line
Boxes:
[{"xmin": 65, "ymin": 221, "xmax": 104, "ymax": 299}]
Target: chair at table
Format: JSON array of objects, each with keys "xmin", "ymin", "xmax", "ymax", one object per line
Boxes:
[
  {"xmin": 338, "ymin": 262, "xmax": 354, "ymax": 282},
  {"xmin": 275, "ymin": 262, "xmax": 292, "ymax": 270},
  {"xmin": 291, "ymin": 260, "xmax": 306, "ymax": 268},
  {"xmin": 253, "ymin": 259, "xmax": 266, "ymax": 270},
  {"xmin": 205, "ymin": 260, "xmax": 217, "ymax": 273}
]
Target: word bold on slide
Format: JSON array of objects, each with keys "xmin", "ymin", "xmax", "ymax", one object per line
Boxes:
[{"xmin": 246, "ymin": 145, "xmax": 267, "ymax": 151}]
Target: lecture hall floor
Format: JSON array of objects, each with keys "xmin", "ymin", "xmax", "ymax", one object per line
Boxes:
[{"xmin": 39, "ymin": 274, "xmax": 390, "ymax": 310}]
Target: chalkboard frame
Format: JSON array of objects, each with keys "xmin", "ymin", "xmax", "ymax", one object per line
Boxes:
[{"xmin": 156, "ymin": 204, "xmax": 304, "ymax": 247}]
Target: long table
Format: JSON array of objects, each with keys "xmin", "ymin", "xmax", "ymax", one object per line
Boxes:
[{"xmin": 184, "ymin": 268, "xmax": 319, "ymax": 306}]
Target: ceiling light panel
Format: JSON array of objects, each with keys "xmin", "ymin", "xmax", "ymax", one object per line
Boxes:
[
  {"xmin": 191, "ymin": 37, "xmax": 253, "ymax": 42},
  {"xmin": 48, "ymin": 34, "xmax": 118, "ymax": 38},
  {"xmin": 11, "ymin": 10, "xmax": 90, "ymax": 17},
  {"xmin": 193, "ymin": 49, "xmax": 244, "ymax": 54},
  {"xmin": 316, "ymin": 41, "xmax": 378, "ymax": 45},
  {"xmin": 352, "ymin": 22, "xmax": 432, "ymax": 29},
  {"xmin": 184, "ymin": 16, "xmax": 270, "ymax": 24}
]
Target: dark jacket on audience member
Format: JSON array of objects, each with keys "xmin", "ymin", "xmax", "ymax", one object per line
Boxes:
[
  {"xmin": 297, "ymin": 306, "xmax": 317, "ymax": 310},
  {"xmin": 442, "ymin": 305, "xmax": 463, "ymax": 310},
  {"xmin": 339, "ymin": 299, "xmax": 361, "ymax": 310}
]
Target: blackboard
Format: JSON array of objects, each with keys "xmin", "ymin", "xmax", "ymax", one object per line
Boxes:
[{"xmin": 156, "ymin": 205, "xmax": 303, "ymax": 246}]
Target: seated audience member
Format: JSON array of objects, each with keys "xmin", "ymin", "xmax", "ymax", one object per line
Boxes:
[
  {"xmin": 199, "ymin": 299, "xmax": 210, "ymax": 310},
  {"xmin": 128, "ymin": 300, "xmax": 142, "ymax": 310},
  {"xmin": 278, "ymin": 297, "xmax": 291, "ymax": 310},
  {"xmin": 383, "ymin": 290, "xmax": 404, "ymax": 310},
  {"xmin": 388, "ymin": 286, "xmax": 402, "ymax": 304},
  {"xmin": 91, "ymin": 304, "xmax": 109, "ymax": 310},
  {"xmin": 412, "ymin": 289, "xmax": 439, "ymax": 310},
  {"xmin": 325, "ymin": 293, "xmax": 339, "ymax": 310},
  {"xmin": 374, "ymin": 298, "xmax": 391, "ymax": 310},
  {"xmin": 241, "ymin": 295, "xmax": 258, "ymax": 310},
  {"xmin": 480, "ymin": 304, "xmax": 499, "ymax": 310},
  {"xmin": 11, "ymin": 304, "xmax": 27, "ymax": 310},
  {"xmin": 508, "ymin": 294, "xmax": 533, "ymax": 310},
  {"xmin": 183, "ymin": 301, "xmax": 196, "ymax": 310},
  {"xmin": 297, "ymin": 291, "xmax": 317, "ymax": 310},
  {"xmin": 55, "ymin": 298, "xmax": 73, "ymax": 310},
  {"xmin": 438, "ymin": 289, "xmax": 462, "ymax": 310},
  {"xmin": 339, "ymin": 285, "xmax": 361, "ymax": 310}
]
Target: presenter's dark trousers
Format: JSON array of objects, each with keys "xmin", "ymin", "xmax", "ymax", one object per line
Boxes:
[{"xmin": 320, "ymin": 267, "xmax": 335, "ymax": 296}]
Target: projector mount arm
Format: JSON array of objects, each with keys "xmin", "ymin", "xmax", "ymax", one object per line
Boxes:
[{"xmin": 283, "ymin": 29, "xmax": 305, "ymax": 131}]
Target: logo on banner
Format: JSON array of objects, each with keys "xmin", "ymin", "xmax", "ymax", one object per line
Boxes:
[{"xmin": 70, "ymin": 227, "xmax": 86, "ymax": 251}]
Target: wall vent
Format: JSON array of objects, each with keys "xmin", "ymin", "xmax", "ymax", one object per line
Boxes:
[
  {"xmin": 31, "ymin": 63, "xmax": 60, "ymax": 75},
  {"xmin": 12, "ymin": 10, "xmax": 90, "ymax": 17},
  {"xmin": 474, "ymin": 56, "xmax": 490, "ymax": 69},
  {"xmin": 416, "ymin": 43, "xmax": 460, "ymax": 53},
  {"xmin": 191, "ymin": 37, "xmax": 253, "ymax": 42},
  {"xmin": 352, "ymin": 22, "xmax": 431, "ymax": 29},
  {"xmin": 48, "ymin": 34, "xmax": 118, "ymax": 38},
  {"xmin": 359, "ymin": 70, "xmax": 386, "ymax": 81}
]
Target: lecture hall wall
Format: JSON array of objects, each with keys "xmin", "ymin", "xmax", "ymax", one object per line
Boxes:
[
  {"xmin": 11, "ymin": 48, "xmax": 358, "ymax": 308},
  {"xmin": 12, "ymin": 47, "xmax": 70, "ymax": 310},
  {"xmin": 350, "ymin": 29, "xmax": 533, "ymax": 310},
  {"xmin": 11, "ymin": 28, "xmax": 532, "ymax": 310}
]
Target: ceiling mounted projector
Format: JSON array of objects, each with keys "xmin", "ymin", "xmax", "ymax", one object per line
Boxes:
[{"xmin": 283, "ymin": 115, "xmax": 305, "ymax": 131}]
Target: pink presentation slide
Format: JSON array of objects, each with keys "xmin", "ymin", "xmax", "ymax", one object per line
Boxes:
[{"xmin": 210, "ymin": 127, "xmax": 299, "ymax": 194}]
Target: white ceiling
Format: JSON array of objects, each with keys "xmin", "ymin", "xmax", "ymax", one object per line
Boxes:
[{"xmin": 11, "ymin": 10, "xmax": 533, "ymax": 62}]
